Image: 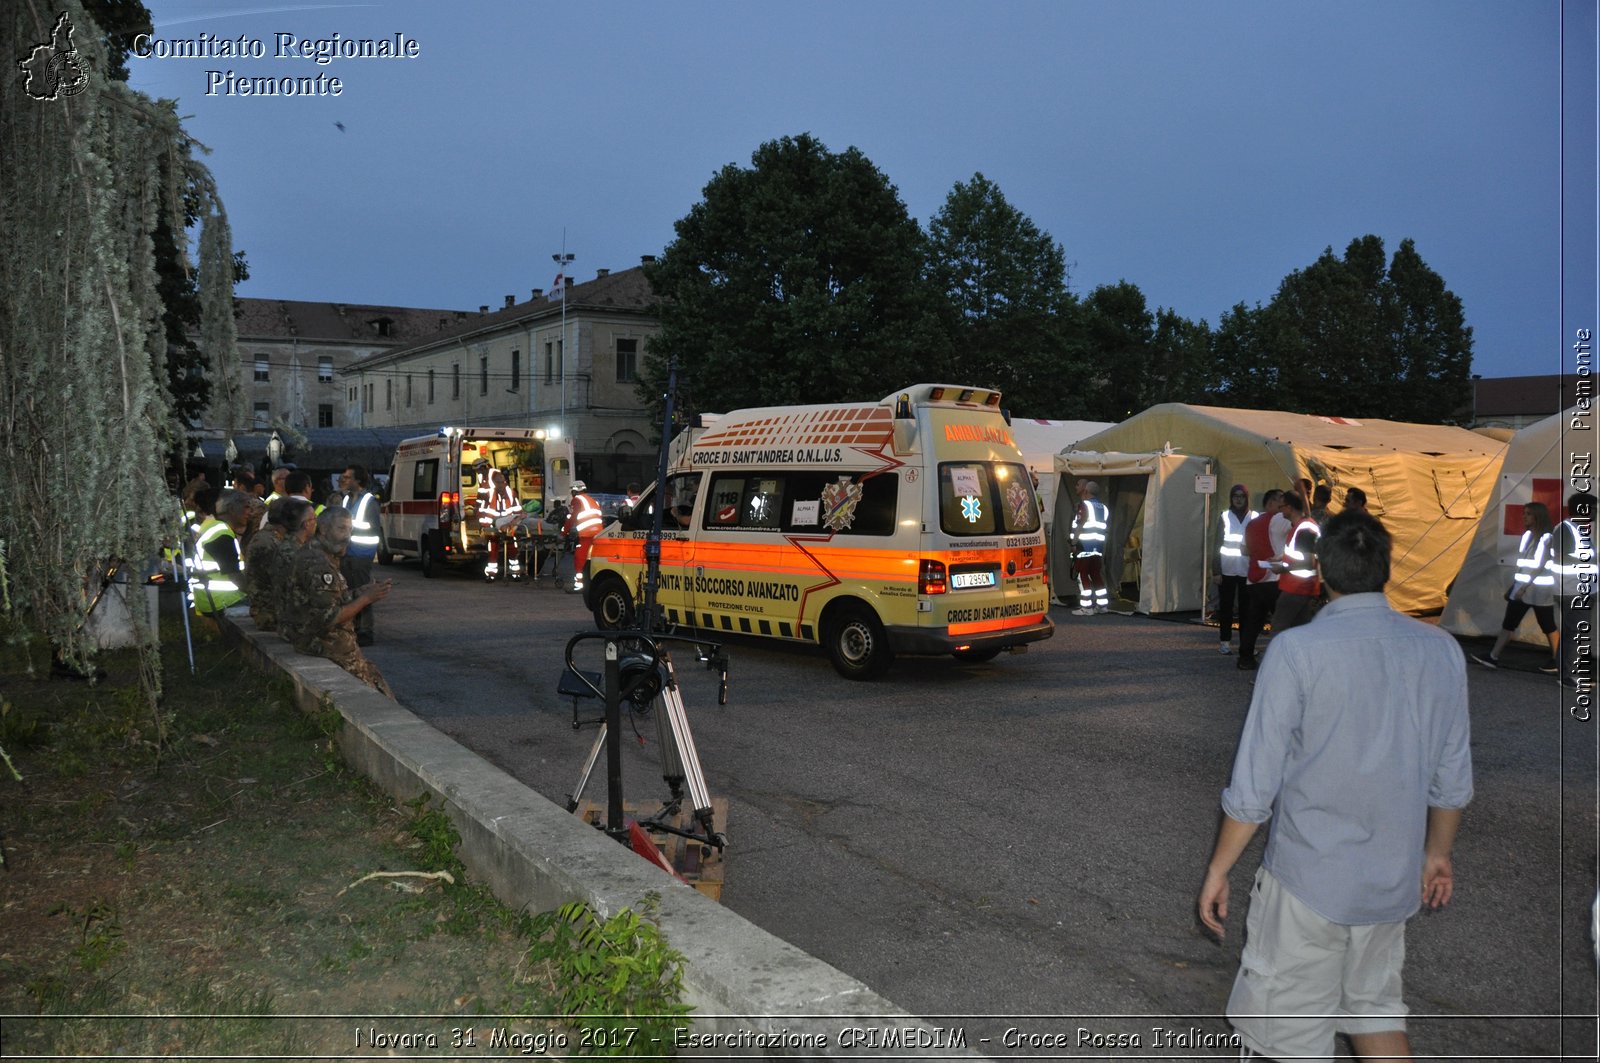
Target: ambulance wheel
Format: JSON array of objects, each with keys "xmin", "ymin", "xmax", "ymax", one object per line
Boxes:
[
  {"xmin": 591, "ymin": 576, "xmax": 635, "ymax": 630},
  {"xmin": 825, "ymin": 604, "xmax": 892, "ymax": 680},
  {"xmin": 419, "ymin": 540, "xmax": 436, "ymax": 578},
  {"xmin": 952, "ymin": 647, "xmax": 1002, "ymax": 663}
]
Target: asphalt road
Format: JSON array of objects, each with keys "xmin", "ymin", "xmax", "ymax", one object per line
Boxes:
[{"xmin": 361, "ymin": 558, "xmax": 1597, "ymax": 1059}]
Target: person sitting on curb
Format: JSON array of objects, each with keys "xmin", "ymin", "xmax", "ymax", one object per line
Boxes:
[{"xmin": 281, "ymin": 508, "xmax": 394, "ymax": 697}]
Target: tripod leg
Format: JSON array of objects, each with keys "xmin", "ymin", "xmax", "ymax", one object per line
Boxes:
[
  {"xmin": 565, "ymin": 722, "xmax": 607, "ymax": 813},
  {"xmin": 654, "ymin": 695, "xmax": 687, "ymax": 808}
]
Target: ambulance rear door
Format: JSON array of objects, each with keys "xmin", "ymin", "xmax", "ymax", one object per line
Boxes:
[{"xmin": 923, "ymin": 407, "xmax": 1051, "ymax": 645}]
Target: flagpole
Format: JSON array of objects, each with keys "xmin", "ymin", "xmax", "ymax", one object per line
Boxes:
[{"xmin": 552, "ymin": 237, "xmax": 575, "ymax": 442}]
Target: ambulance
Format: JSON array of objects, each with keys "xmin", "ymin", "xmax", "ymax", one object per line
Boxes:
[
  {"xmin": 583, "ymin": 384, "xmax": 1054, "ymax": 678},
  {"xmin": 379, "ymin": 426, "xmax": 574, "ymax": 577}
]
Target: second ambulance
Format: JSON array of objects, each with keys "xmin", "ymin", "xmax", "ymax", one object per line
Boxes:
[{"xmin": 583, "ymin": 383, "xmax": 1054, "ymax": 679}]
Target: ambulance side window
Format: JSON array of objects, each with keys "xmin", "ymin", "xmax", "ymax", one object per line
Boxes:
[
  {"xmin": 412, "ymin": 459, "xmax": 438, "ymax": 501},
  {"xmin": 703, "ymin": 471, "xmax": 897, "ymax": 535}
]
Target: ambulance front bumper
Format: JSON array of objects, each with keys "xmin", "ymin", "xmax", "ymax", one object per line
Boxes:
[{"xmin": 885, "ymin": 616, "xmax": 1055, "ymax": 656}]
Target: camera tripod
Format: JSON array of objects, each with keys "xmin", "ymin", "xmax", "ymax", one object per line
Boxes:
[{"xmin": 561, "ymin": 631, "xmax": 728, "ymax": 851}]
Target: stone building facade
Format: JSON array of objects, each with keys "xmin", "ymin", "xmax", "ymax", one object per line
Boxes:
[{"xmin": 343, "ymin": 263, "xmax": 661, "ymax": 492}]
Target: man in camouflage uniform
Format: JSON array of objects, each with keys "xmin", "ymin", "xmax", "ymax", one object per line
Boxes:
[
  {"xmin": 281, "ymin": 508, "xmax": 394, "ymax": 697},
  {"xmin": 245, "ymin": 498, "xmax": 316, "ymax": 631}
]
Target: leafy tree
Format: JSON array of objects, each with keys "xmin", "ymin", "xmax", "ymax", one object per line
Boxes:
[
  {"xmin": 642, "ymin": 133, "xmax": 950, "ymax": 414},
  {"xmin": 1239, "ymin": 236, "xmax": 1473, "ymax": 421},
  {"xmin": 1078, "ymin": 281, "xmax": 1155, "ymax": 420},
  {"xmin": 1148, "ymin": 308, "xmax": 1216, "ymax": 407},
  {"xmin": 1, "ymin": 0, "xmax": 239, "ymax": 684},
  {"xmin": 925, "ymin": 173, "xmax": 1086, "ymax": 417}
]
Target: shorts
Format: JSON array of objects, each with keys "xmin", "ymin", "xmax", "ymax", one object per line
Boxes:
[
  {"xmin": 1227, "ymin": 867, "xmax": 1408, "ymax": 1062},
  {"xmin": 1501, "ymin": 598, "xmax": 1558, "ymax": 635}
]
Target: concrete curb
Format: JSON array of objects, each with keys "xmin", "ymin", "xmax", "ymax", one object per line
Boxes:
[{"xmin": 224, "ymin": 617, "xmax": 981, "ymax": 1058}]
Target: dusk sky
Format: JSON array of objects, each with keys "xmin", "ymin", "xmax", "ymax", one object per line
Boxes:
[{"xmin": 124, "ymin": 1, "xmax": 1597, "ymax": 388}]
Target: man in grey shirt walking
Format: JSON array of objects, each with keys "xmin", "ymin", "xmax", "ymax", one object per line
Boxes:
[{"xmin": 1197, "ymin": 510, "xmax": 1473, "ymax": 1061}]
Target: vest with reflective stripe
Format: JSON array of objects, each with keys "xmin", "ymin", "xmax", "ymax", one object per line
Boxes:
[
  {"xmin": 479, "ymin": 483, "xmax": 518, "ymax": 525},
  {"xmin": 1218, "ymin": 508, "xmax": 1258, "ymax": 578},
  {"xmin": 344, "ymin": 491, "xmax": 379, "ymax": 554},
  {"xmin": 568, "ymin": 493, "xmax": 605, "ymax": 538},
  {"xmin": 1513, "ymin": 530, "xmax": 1555, "ymax": 591},
  {"xmin": 190, "ymin": 518, "xmax": 244, "ymax": 613},
  {"xmin": 1550, "ymin": 519, "xmax": 1597, "ymax": 597},
  {"xmin": 1073, "ymin": 499, "xmax": 1109, "ymax": 555},
  {"xmin": 1278, "ymin": 517, "xmax": 1321, "ymax": 597}
]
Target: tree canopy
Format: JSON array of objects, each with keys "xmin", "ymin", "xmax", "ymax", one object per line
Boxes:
[
  {"xmin": 925, "ymin": 173, "xmax": 1085, "ymax": 417},
  {"xmin": 1220, "ymin": 235, "xmax": 1474, "ymax": 421},
  {"xmin": 641, "ymin": 133, "xmax": 949, "ymax": 414}
]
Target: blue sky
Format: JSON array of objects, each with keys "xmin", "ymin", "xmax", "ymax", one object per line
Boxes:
[{"xmin": 124, "ymin": 0, "xmax": 1596, "ymax": 385}]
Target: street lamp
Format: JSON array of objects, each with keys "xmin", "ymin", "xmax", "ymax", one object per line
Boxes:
[{"xmin": 553, "ymin": 250, "xmax": 575, "ymax": 440}]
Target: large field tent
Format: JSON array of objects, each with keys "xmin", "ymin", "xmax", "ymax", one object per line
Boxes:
[
  {"xmin": 1441, "ymin": 409, "xmax": 1577, "ymax": 644},
  {"xmin": 1050, "ymin": 404, "xmax": 1507, "ymax": 615}
]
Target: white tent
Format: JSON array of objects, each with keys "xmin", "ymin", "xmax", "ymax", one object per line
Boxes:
[
  {"xmin": 1050, "ymin": 404, "xmax": 1507, "ymax": 615},
  {"xmin": 1009, "ymin": 418, "xmax": 1112, "ymax": 533},
  {"xmin": 1050, "ymin": 449, "xmax": 1210, "ymax": 612},
  {"xmin": 1440, "ymin": 409, "xmax": 1575, "ymax": 643}
]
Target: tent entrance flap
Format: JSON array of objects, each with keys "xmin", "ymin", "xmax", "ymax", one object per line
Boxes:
[{"xmin": 1052, "ymin": 450, "xmax": 1211, "ymax": 614}]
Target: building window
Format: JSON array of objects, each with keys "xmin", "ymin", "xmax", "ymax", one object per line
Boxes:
[
  {"xmin": 253, "ymin": 401, "xmax": 270, "ymax": 424},
  {"xmin": 348, "ymin": 385, "xmax": 356, "ymax": 402},
  {"xmin": 405, "ymin": 374, "xmax": 413, "ymax": 407},
  {"xmin": 369, "ymin": 318, "xmax": 392, "ymax": 338},
  {"xmin": 254, "ymin": 356, "xmax": 269, "ymax": 382},
  {"xmin": 385, "ymin": 378, "xmax": 392, "ymax": 410},
  {"xmin": 318, "ymin": 355, "xmax": 334, "ymax": 382},
  {"xmin": 318, "ymin": 403, "xmax": 334, "ymax": 428},
  {"xmin": 511, "ymin": 349, "xmax": 520, "ymax": 391},
  {"xmin": 480, "ymin": 356, "xmax": 488, "ymax": 396},
  {"xmin": 452, "ymin": 363, "xmax": 460, "ymax": 399},
  {"xmin": 544, "ymin": 341, "xmax": 554, "ymax": 384},
  {"xmin": 616, "ymin": 338, "xmax": 638, "ymax": 383},
  {"xmin": 428, "ymin": 369, "xmax": 436, "ymax": 404}
]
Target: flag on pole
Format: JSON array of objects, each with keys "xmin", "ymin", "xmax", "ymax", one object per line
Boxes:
[{"xmin": 549, "ymin": 273, "xmax": 566, "ymax": 301}]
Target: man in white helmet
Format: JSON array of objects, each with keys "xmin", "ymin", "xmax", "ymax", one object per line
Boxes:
[{"xmin": 564, "ymin": 480, "xmax": 605, "ymax": 592}]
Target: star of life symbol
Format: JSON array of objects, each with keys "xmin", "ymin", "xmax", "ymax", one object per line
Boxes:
[
  {"xmin": 820, "ymin": 476, "xmax": 864, "ymax": 531},
  {"xmin": 960, "ymin": 496, "xmax": 983, "ymax": 523},
  {"xmin": 18, "ymin": 12, "xmax": 90, "ymax": 102}
]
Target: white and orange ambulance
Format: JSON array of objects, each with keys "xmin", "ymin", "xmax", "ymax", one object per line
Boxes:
[
  {"xmin": 379, "ymin": 426, "xmax": 573, "ymax": 577},
  {"xmin": 583, "ymin": 384, "xmax": 1053, "ymax": 678}
]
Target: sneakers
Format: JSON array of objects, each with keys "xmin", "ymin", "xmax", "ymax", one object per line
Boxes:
[
  {"xmin": 1538, "ymin": 659, "xmax": 1560, "ymax": 675},
  {"xmin": 1218, "ymin": 642, "xmax": 1232, "ymax": 655},
  {"xmin": 1095, "ymin": 606, "xmax": 1110, "ymax": 614},
  {"xmin": 1235, "ymin": 656, "xmax": 1258, "ymax": 671},
  {"xmin": 1469, "ymin": 653, "xmax": 1498, "ymax": 670},
  {"xmin": 1071, "ymin": 607, "xmax": 1094, "ymax": 616}
]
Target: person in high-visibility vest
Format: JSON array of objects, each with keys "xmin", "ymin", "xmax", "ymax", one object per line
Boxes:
[
  {"xmin": 1237, "ymin": 489, "xmax": 1286, "ymax": 671},
  {"xmin": 190, "ymin": 488, "xmax": 252, "ymax": 616},
  {"xmin": 479, "ymin": 468, "xmax": 524, "ymax": 582},
  {"xmin": 1268, "ymin": 491, "xmax": 1321, "ymax": 637},
  {"xmin": 1212, "ymin": 483, "xmax": 1257, "ymax": 655},
  {"xmin": 338, "ymin": 464, "xmax": 381, "ymax": 646},
  {"xmin": 1552, "ymin": 491, "xmax": 1597, "ymax": 690},
  {"xmin": 1469, "ymin": 501, "xmax": 1559, "ymax": 673},
  {"xmin": 564, "ymin": 480, "xmax": 606, "ymax": 593},
  {"xmin": 1069, "ymin": 479, "xmax": 1111, "ymax": 615}
]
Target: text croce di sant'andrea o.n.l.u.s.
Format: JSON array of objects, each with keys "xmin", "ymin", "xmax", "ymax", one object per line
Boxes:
[{"xmin": 130, "ymin": 31, "xmax": 421, "ymax": 97}]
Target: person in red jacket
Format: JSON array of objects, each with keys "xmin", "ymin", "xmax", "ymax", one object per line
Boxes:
[
  {"xmin": 1236, "ymin": 488, "xmax": 1285, "ymax": 671},
  {"xmin": 564, "ymin": 480, "xmax": 606, "ymax": 593},
  {"xmin": 1268, "ymin": 491, "xmax": 1322, "ymax": 637}
]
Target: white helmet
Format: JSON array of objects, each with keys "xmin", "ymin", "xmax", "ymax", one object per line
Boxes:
[{"xmin": 570, "ymin": 480, "xmax": 587, "ymax": 494}]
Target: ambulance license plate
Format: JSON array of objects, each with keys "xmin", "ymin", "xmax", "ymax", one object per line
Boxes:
[{"xmin": 951, "ymin": 570, "xmax": 997, "ymax": 589}]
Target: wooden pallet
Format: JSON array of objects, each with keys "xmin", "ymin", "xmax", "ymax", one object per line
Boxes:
[{"xmin": 577, "ymin": 798, "xmax": 728, "ymax": 902}]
